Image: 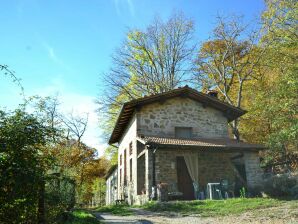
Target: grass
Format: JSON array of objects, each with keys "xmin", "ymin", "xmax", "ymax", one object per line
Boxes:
[
  {"xmin": 94, "ymin": 198, "xmax": 295, "ymax": 218},
  {"xmin": 95, "ymin": 204, "xmax": 133, "ymax": 216},
  {"xmin": 140, "ymin": 198, "xmax": 284, "ymax": 217},
  {"xmin": 62, "ymin": 209, "xmax": 100, "ymax": 224}
]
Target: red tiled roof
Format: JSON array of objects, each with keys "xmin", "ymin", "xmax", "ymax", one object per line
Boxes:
[
  {"xmin": 109, "ymin": 86, "xmax": 246, "ymax": 144},
  {"xmin": 137, "ymin": 136, "xmax": 265, "ymax": 150}
]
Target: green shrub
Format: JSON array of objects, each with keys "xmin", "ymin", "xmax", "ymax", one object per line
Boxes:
[
  {"xmin": 45, "ymin": 175, "xmax": 76, "ymax": 223},
  {"xmin": 240, "ymin": 187, "xmax": 246, "ymax": 198},
  {"xmin": 262, "ymin": 173, "xmax": 298, "ymax": 197},
  {"xmin": 57, "ymin": 210, "xmax": 99, "ymax": 224},
  {"xmin": 96, "ymin": 204, "xmax": 133, "ymax": 216},
  {"xmin": 0, "ymin": 110, "xmax": 49, "ymax": 223}
]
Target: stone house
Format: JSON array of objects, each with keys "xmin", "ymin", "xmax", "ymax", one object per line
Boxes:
[{"xmin": 108, "ymin": 86, "xmax": 264, "ymax": 205}]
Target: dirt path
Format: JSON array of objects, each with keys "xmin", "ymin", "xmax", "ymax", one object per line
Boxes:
[
  {"xmin": 92, "ymin": 203, "xmax": 298, "ymax": 224},
  {"xmin": 92, "ymin": 209, "xmax": 206, "ymax": 224}
]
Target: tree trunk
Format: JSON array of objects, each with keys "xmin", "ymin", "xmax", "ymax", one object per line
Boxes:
[
  {"xmin": 232, "ymin": 119, "xmax": 240, "ymax": 141},
  {"xmin": 37, "ymin": 179, "xmax": 46, "ymax": 224},
  {"xmin": 282, "ymin": 144, "xmax": 291, "ymax": 172}
]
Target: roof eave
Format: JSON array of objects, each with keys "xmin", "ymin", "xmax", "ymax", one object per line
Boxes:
[
  {"xmin": 144, "ymin": 143, "xmax": 265, "ymax": 151},
  {"xmin": 108, "ymin": 86, "xmax": 247, "ymax": 144},
  {"xmin": 108, "ymin": 103, "xmax": 128, "ymax": 144}
]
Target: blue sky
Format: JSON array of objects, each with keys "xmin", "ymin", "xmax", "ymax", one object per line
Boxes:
[{"xmin": 0, "ymin": 0, "xmax": 265, "ymax": 153}]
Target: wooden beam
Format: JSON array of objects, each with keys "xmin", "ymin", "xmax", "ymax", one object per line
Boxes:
[{"xmin": 135, "ymin": 105, "xmax": 142, "ymax": 112}]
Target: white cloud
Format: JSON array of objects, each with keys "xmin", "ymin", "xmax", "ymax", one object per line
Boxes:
[
  {"xmin": 41, "ymin": 41, "xmax": 72, "ymax": 71},
  {"xmin": 113, "ymin": 0, "xmax": 135, "ymax": 17},
  {"xmin": 42, "ymin": 42, "xmax": 59, "ymax": 63},
  {"xmin": 114, "ymin": 0, "xmax": 121, "ymax": 16},
  {"xmin": 127, "ymin": 0, "xmax": 135, "ymax": 17}
]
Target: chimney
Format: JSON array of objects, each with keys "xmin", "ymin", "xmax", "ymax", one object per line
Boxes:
[{"xmin": 206, "ymin": 89, "xmax": 218, "ymax": 98}]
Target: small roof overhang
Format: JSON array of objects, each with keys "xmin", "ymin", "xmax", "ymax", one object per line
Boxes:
[{"xmin": 136, "ymin": 136, "xmax": 266, "ymax": 152}]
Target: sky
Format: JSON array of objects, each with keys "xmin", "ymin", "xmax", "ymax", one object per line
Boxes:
[{"xmin": 0, "ymin": 0, "xmax": 265, "ymax": 155}]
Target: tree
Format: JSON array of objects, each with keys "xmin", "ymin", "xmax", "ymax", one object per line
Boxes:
[
  {"xmin": 30, "ymin": 95, "xmax": 63, "ymax": 143},
  {"xmin": 241, "ymin": 0, "xmax": 298, "ymax": 169},
  {"xmin": 61, "ymin": 112, "xmax": 89, "ymax": 145},
  {"xmin": 0, "ymin": 65, "xmax": 25, "ymax": 100},
  {"xmin": 99, "ymin": 12, "xmax": 196, "ymax": 138},
  {"xmin": 104, "ymin": 145, "xmax": 118, "ymax": 165},
  {"xmin": 262, "ymin": 0, "xmax": 297, "ymax": 53},
  {"xmin": 0, "ymin": 109, "xmax": 52, "ymax": 223},
  {"xmin": 195, "ymin": 15, "xmax": 264, "ymax": 140},
  {"xmin": 1, "ymin": 69, "xmax": 109, "ymax": 219},
  {"xmin": 29, "ymin": 95, "xmax": 89, "ymax": 145}
]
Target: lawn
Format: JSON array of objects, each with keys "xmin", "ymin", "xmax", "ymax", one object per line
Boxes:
[
  {"xmin": 61, "ymin": 209, "xmax": 100, "ymax": 224},
  {"xmin": 140, "ymin": 198, "xmax": 284, "ymax": 217},
  {"xmin": 95, "ymin": 198, "xmax": 297, "ymax": 218},
  {"xmin": 95, "ymin": 204, "xmax": 133, "ymax": 216}
]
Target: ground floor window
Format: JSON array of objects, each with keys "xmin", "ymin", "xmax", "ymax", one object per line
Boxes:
[{"xmin": 129, "ymin": 158, "xmax": 133, "ymax": 181}]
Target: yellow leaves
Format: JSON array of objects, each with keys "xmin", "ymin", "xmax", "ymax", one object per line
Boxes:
[
  {"xmin": 127, "ymin": 30, "xmax": 143, "ymax": 41},
  {"xmin": 201, "ymin": 40, "xmax": 226, "ymax": 54}
]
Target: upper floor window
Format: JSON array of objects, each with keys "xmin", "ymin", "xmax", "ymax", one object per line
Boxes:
[
  {"xmin": 129, "ymin": 142, "xmax": 133, "ymax": 155},
  {"xmin": 120, "ymin": 154, "xmax": 122, "ymax": 166},
  {"xmin": 175, "ymin": 127, "xmax": 192, "ymax": 139}
]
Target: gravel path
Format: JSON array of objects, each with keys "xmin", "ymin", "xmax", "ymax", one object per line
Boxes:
[
  {"xmin": 92, "ymin": 209, "xmax": 205, "ymax": 224},
  {"xmin": 92, "ymin": 203, "xmax": 298, "ymax": 224}
]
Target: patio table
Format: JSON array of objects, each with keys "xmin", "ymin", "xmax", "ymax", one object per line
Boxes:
[{"xmin": 207, "ymin": 183, "xmax": 222, "ymax": 200}]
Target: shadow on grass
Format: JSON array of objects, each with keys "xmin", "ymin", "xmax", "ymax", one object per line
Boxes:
[{"xmin": 58, "ymin": 209, "xmax": 99, "ymax": 224}]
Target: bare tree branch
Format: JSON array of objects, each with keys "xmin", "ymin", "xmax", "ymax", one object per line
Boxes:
[{"xmin": 195, "ymin": 15, "xmax": 265, "ymax": 140}]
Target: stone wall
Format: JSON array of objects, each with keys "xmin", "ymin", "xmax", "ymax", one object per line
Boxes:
[
  {"xmin": 155, "ymin": 150, "xmax": 237, "ymax": 191},
  {"xmin": 138, "ymin": 97, "xmax": 229, "ymax": 139},
  {"xmin": 244, "ymin": 152, "xmax": 263, "ymax": 190},
  {"xmin": 197, "ymin": 152, "xmax": 237, "ymax": 187}
]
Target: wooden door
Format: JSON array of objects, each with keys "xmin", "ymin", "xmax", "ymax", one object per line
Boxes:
[{"xmin": 176, "ymin": 156, "xmax": 195, "ymax": 200}]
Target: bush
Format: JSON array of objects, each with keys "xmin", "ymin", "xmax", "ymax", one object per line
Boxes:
[
  {"xmin": 45, "ymin": 175, "xmax": 76, "ymax": 223},
  {"xmin": 0, "ymin": 110, "xmax": 49, "ymax": 223},
  {"xmin": 262, "ymin": 172, "xmax": 298, "ymax": 197}
]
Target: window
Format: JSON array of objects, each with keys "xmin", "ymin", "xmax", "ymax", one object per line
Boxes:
[
  {"xmin": 124, "ymin": 149, "xmax": 127, "ymax": 185},
  {"xmin": 119, "ymin": 168, "xmax": 122, "ymax": 186},
  {"xmin": 120, "ymin": 154, "xmax": 122, "ymax": 166},
  {"xmin": 129, "ymin": 142, "xmax": 133, "ymax": 155},
  {"xmin": 129, "ymin": 158, "xmax": 132, "ymax": 181},
  {"xmin": 175, "ymin": 127, "xmax": 192, "ymax": 139}
]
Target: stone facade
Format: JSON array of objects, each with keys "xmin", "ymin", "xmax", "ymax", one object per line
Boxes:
[
  {"xmin": 138, "ymin": 97, "xmax": 229, "ymax": 139},
  {"xmin": 114, "ymin": 96, "xmax": 263, "ymax": 205},
  {"xmin": 155, "ymin": 150, "xmax": 238, "ymax": 190},
  {"xmin": 244, "ymin": 152, "xmax": 263, "ymax": 190}
]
